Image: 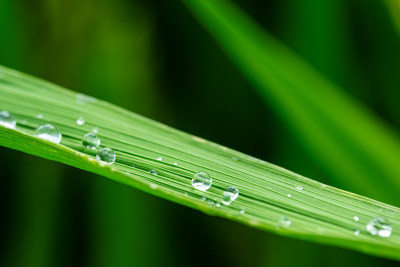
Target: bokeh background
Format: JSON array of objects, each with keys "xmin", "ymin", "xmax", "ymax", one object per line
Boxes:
[{"xmin": 1, "ymin": 0, "xmax": 400, "ymax": 266}]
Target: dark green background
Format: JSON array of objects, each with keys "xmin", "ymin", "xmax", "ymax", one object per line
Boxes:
[{"xmin": 1, "ymin": 0, "xmax": 399, "ymax": 266}]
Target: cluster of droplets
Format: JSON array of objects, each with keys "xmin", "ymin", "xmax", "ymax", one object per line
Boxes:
[
  {"xmin": 81, "ymin": 132, "xmax": 116, "ymax": 164},
  {"xmin": 191, "ymin": 171, "xmax": 240, "ymax": 206},
  {"xmin": 365, "ymin": 217, "xmax": 392, "ymax": 237}
]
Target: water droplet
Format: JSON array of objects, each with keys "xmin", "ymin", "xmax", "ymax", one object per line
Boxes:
[
  {"xmin": 287, "ymin": 194, "xmax": 292, "ymax": 198},
  {"xmin": 96, "ymin": 147, "xmax": 116, "ymax": 164},
  {"xmin": 131, "ymin": 164, "xmax": 135, "ymax": 168},
  {"xmin": 149, "ymin": 170, "xmax": 157, "ymax": 175},
  {"xmin": 366, "ymin": 217, "xmax": 392, "ymax": 237},
  {"xmin": 173, "ymin": 162, "xmax": 178, "ymax": 166},
  {"xmin": 35, "ymin": 124, "xmax": 62, "ymax": 144},
  {"xmin": 353, "ymin": 216, "xmax": 359, "ymax": 222},
  {"xmin": 0, "ymin": 111, "xmax": 16, "ymax": 129},
  {"xmin": 200, "ymin": 196, "xmax": 206, "ymax": 201},
  {"xmin": 184, "ymin": 192, "xmax": 188, "ymax": 197},
  {"xmin": 222, "ymin": 194, "xmax": 232, "ymax": 205},
  {"xmin": 82, "ymin": 133, "xmax": 100, "ymax": 149},
  {"xmin": 92, "ymin": 127, "xmax": 99, "ymax": 133},
  {"xmin": 354, "ymin": 229, "xmax": 360, "ymax": 236},
  {"xmin": 278, "ymin": 216, "xmax": 291, "ymax": 228},
  {"xmin": 76, "ymin": 117, "xmax": 85, "ymax": 125},
  {"xmin": 192, "ymin": 172, "xmax": 212, "ymax": 191},
  {"xmin": 156, "ymin": 156, "xmax": 163, "ymax": 161},
  {"xmin": 225, "ymin": 186, "xmax": 239, "ymax": 201},
  {"xmin": 35, "ymin": 114, "xmax": 43, "ymax": 119},
  {"xmin": 239, "ymin": 208, "xmax": 245, "ymax": 215},
  {"xmin": 296, "ymin": 186, "xmax": 303, "ymax": 190},
  {"xmin": 216, "ymin": 203, "xmax": 221, "ymax": 207},
  {"xmin": 222, "ymin": 186, "xmax": 239, "ymax": 205}
]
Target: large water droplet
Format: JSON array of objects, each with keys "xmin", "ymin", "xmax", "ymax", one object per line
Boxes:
[
  {"xmin": 278, "ymin": 216, "xmax": 291, "ymax": 228},
  {"xmin": 76, "ymin": 117, "xmax": 85, "ymax": 125},
  {"xmin": 82, "ymin": 133, "xmax": 100, "ymax": 149},
  {"xmin": 192, "ymin": 172, "xmax": 212, "ymax": 191},
  {"xmin": 35, "ymin": 124, "xmax": 62, "ymax": 144},
  {"xmin": 0, "ymin": 111, "xmax": 16, "ymax": 129},
  {"xmin": 366, "ymin": 217, "xmax": 392, "ymax": 237},
  {"xmin": 96, "ymin": 147, "xmax": 116, "ymax": 164}
]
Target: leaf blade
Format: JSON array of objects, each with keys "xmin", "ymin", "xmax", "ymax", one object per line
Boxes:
[{"xmin": 0, "ymin": 65, "xmax": 400, "ymax": 260}]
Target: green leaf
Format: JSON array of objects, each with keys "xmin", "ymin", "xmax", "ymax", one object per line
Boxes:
[
  {"xmin": 1, "ymin": 66, "xmax": 400, "ymax": 260},
  {"xmin": 182, "ymin": 0, "xmax": 400, "ymax": 204}
]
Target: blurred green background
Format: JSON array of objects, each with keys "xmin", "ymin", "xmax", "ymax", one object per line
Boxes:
[{"xmin": 1, "ymin": 0, "xmax": 400, "ymax": 266}]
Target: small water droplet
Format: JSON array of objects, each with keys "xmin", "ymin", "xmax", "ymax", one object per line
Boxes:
[
  {"xmin": 216, "ymin": 203, "xmax": 221, "ymax": 207},
  {"xmin": 353, "ymin": 216, "xmax": 359, "ymax": 222},
  {"xmin": 35, "ymin": 124, "xmax": 62, "ymax": 144},
  {"xmin": 296, "ymin": 186, "xmax": 303, "ymax": 191},
  {"xmin": 239, "ymin": 208, "xmax": 245, "ymax": 215},
  {"xmin": 287, "ymin": 194, "xmax": 292, "ymax": 198},
  {"xmin": 0, "ymin": 111, "xmax": 16, "ymax": 129},
  {"xmin": 225, "ymin": 186, "xmax": 239, "ymax": 201},
  {"xmin": 192, "ymin": 172, "xmax": 212, "ymax": 191},
  {"xmin": 82, "ymin": 133, "xmax": 100, "ymax": 149},
  {"xmin": 92, "ymin": 127, "xmax": 99, "ymax": 133},
  {"xmin": 96, "ymin": 147, "xmax": 116, "ymax": 164},
  {"xmin": 76, "ymin": 117, "xmax": 85, "ymax": 125},
  {"xmin": 173, "ymin": 162, "xmax": 178, "ymax": 166},
  {"xmin": 149, "ymin": 170, "xmax": 157, "ymax": 175},
  {"xmin": 156, "ymin": 156, "xmax": 162, "ymax": 161},
  {"xmin": 35, "ymin": 114, "xmax": 43, "ymax": 119},
  {"xmin": 131, "ymin": 164, "xmax": 135, "ymax": 168},
  {"xmin": 184, "ymin": 192, "xmax": 188, "ymax": 197},
  {"xmin": 222, "ymin": 194, "xmax": 232, "ymax": 205},
  {"xmin": 222, "ymin": 186, "xmax": 239, "ymax": 205},
  {"xmin": 366, "ymin": 217, "xmax": 392, "ymax": 237},
  {"xmin": 354, "ymin": 229, "xmax": 360, "ymax": 236},
  {"xmin": 278, "ymin": 216, "xmax": 291, "ymax": 228},
  {"xmin": 200, "ymin": 196, "xmax": 206, "ymax": 201}
]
